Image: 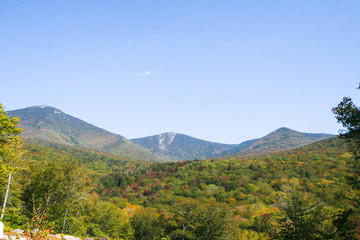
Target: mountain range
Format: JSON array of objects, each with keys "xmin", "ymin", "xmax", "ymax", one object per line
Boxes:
[
  {"xmin": 132, "ymin": 128, "xmax": 334, "ymax": 161},
  {"xmin": 8, "ymin": 105, "xmax": 335, "ymax": 162}
]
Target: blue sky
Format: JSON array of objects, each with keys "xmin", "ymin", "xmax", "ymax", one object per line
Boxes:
[{"xmin": 1, "ymin": 0, "xmax": 360, "ymax": 143}]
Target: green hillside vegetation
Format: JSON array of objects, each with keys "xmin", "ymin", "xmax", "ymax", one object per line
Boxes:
[
  {"xmin": 7, "ymin": 136, "xmax": 360, "ymax": 239},
  {"xmin": 1, "ymin": 102, "xmax": 359, "ymax": 240},
  {"xmin": 97, "ymin": 137, "xmax": 358, "ymax": 239},
  {"xmin": 9, "ymin": 106, "xmax": 162, "ymax": 162},
  {"xmin": 221, "ymin": 127, "xmax": 334, "ymax": 158},
  {"xmin": 23, "ymin": 140, "xmax": 152, "ymax": 176}
]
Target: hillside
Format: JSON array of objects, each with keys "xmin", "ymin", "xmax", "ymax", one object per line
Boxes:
[
  {"xmin": 221, "ymin": 127, "xmax": 334, "ymax": 158},
  {"xmin": 8, "ymin": 106, "xmax": 162, "ymax": 162},
  {"xmin": 132, "ymin": 128, "xmax": 334, "ymax": 161},
  {"xmin": 24, "ymin": 140, "xmax": 152, "ymax": 175},
  {"xmin": 97, "ymin": 136, "xmax": 358, "ymax": 239},
  {"xmin": 101, "ymin": 137, "xmax": 350, "ymax": 205}
]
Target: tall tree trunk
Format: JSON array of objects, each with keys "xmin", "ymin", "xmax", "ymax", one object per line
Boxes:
[
  {"xmin": 1, "ymin": 172, "xmax": 12, "ymax": 220},
  {"xmin": 62, "ymin": 171, "xmax": 81, "ymax": 233},
  {"xmin": 62, "ymin": 201, "xmax": 70, "ymax": 234}
]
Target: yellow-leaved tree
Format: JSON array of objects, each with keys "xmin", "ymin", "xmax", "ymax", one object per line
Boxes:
[{"xmin": 0, "ymin": 103, "xmax": 26, "ymax": 226}]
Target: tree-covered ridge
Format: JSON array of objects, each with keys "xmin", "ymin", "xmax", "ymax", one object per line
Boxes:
[
  {"xmin": 96, "ymin": 137, "xmax": 359, "ymax": 239},
  {"xmin": 12, "ymin": 135, "xmax": 360, "ymax": 239},
  {"xmin": 99, "ymin": 137, "xmax": 350, "ymax": 205},
  {"xmin": 23, "ymin": 140, "xmax": 152, "ymax": 176},
  {"xmin": 8, "ymin": 106, "xmax": 163, "ymax": 162},
  {"xmin": 221, "ymin": 127, "xmax": 334, "ymax": 159}
]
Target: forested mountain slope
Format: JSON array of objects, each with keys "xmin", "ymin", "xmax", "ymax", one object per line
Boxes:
[
  {"xmin": 24, "ymin": 140, "xmax": 152, "ymax": 175},
  {"xmin": 100, "ymin": 137, "xmax": 349, "ymax": 205},
  {"xmin": 220, "ymin": 127, "xmax": 334, "ymax": 158},
  {"xmin": 8, "ymin": 106, "xmax": 162, "ymax": 162},
  {"xmin": 96, "ymin": 136, "xmax": 358, "ymax": 239}
]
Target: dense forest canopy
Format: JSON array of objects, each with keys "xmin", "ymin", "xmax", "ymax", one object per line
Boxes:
[{"xmin": 0, "ymin": 92, "xmax": 360, "ymax": 240}]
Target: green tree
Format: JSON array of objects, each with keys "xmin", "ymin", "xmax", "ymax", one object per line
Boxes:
[
  {"xmin": 332, "ymin": 86, "xmax": 360, "ymax": 238},
  {"xmin": 131, "ymin": 207, "xmax": 164, "ymax": 240},
  {"xmin": 274, "ymin": 190, "xmax": 338, "ymax": 240},
  {"xmin": 333, "ymin": 90, "xmax": 360, "ymax": 188},
  {"xmin": 0, "ymin": 103, "xmax": 26, "ymax": 227},
  {"xmin": 82, "ymin": 200, "xmax": 133, "ymax": 239},
  {"xmin": 21, "ymin": 161, "xmax": 89, "ymax": 234},
  {"xmin": 0, "ymin": 103, "xmax": 24, "ymax": 165},
  {"xmin": 167, "ymin": 199, "xmax": 236, "ymax": 240}
]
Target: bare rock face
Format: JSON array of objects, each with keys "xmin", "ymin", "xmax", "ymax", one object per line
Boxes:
[
  {"xmin": 11, "ymin": 229, "xmax": 24, "ymax": 234},
  {"xmin": 63, "ymin": 236, "xmax": 81, "ymax": 240},
  {"xmin": 98, "ymin": 237, "xmax": 110, "ymax": 240},
  {"xmin": 47, "ymin": 234, "xmax": 62, "ymax": 239}
]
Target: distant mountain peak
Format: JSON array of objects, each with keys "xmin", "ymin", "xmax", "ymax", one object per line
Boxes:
[
  {"xmin": 270, "ymin": 127, "xmax": 331, "ymax": 136},
  {"xmin": 269, "ymin": 127, "xmax": 298, "ymax": 134},
  {"xmin": 275, "ymin": 127, "xmax": 292, "ymax": 131},
  {"xmin": 29, "ymin": 105, "xmax": 63, "ymax": 113},
  {"xmin": 228, "ymin": 127, "xmax": 335, "ymax": 158},
  {"xmin": 163, "ymin": 132, "xmax": 177, "ymax": 135},
  {"xmin": 266, "ymin": 127, "xmax": 297, "ymax": 136},
  {"xmin": 30, "ymin": 105, "xmax": 56, "ymax": 109}
]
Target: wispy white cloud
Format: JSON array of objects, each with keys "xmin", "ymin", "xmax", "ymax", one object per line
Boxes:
[{"xmin": 138, "ymin": 71, "xmax": 152, "ymax": 77}]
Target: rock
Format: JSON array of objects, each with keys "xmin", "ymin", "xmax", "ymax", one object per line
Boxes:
[
  {"xmin": 7, "ymin": 236, "xmax": 27, "ymax": 240},
  {"xmin": 46, "ymin": 234, "xmax": 62, "ymax": 239},
  {"xmin": 83, "ymin": 238, "xmax": 94, "ymax": 240},
  {"xmin": 14, "ymin": 237, "xmax": 27, "ymax": 240},
  {"xmin": 98, "ymin": 237, "xmax": 110, "ymax": 240},
  {"xmin": 63, "ymin": 236, "xmax": 81, "ymax": 240},
  {"xmin": 11, "ymin": 229, "xmax": 24, "ymax": 234},
  {"xmin": 0, "ymin": 222, "xmax": 4, "ymax": 238}
]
